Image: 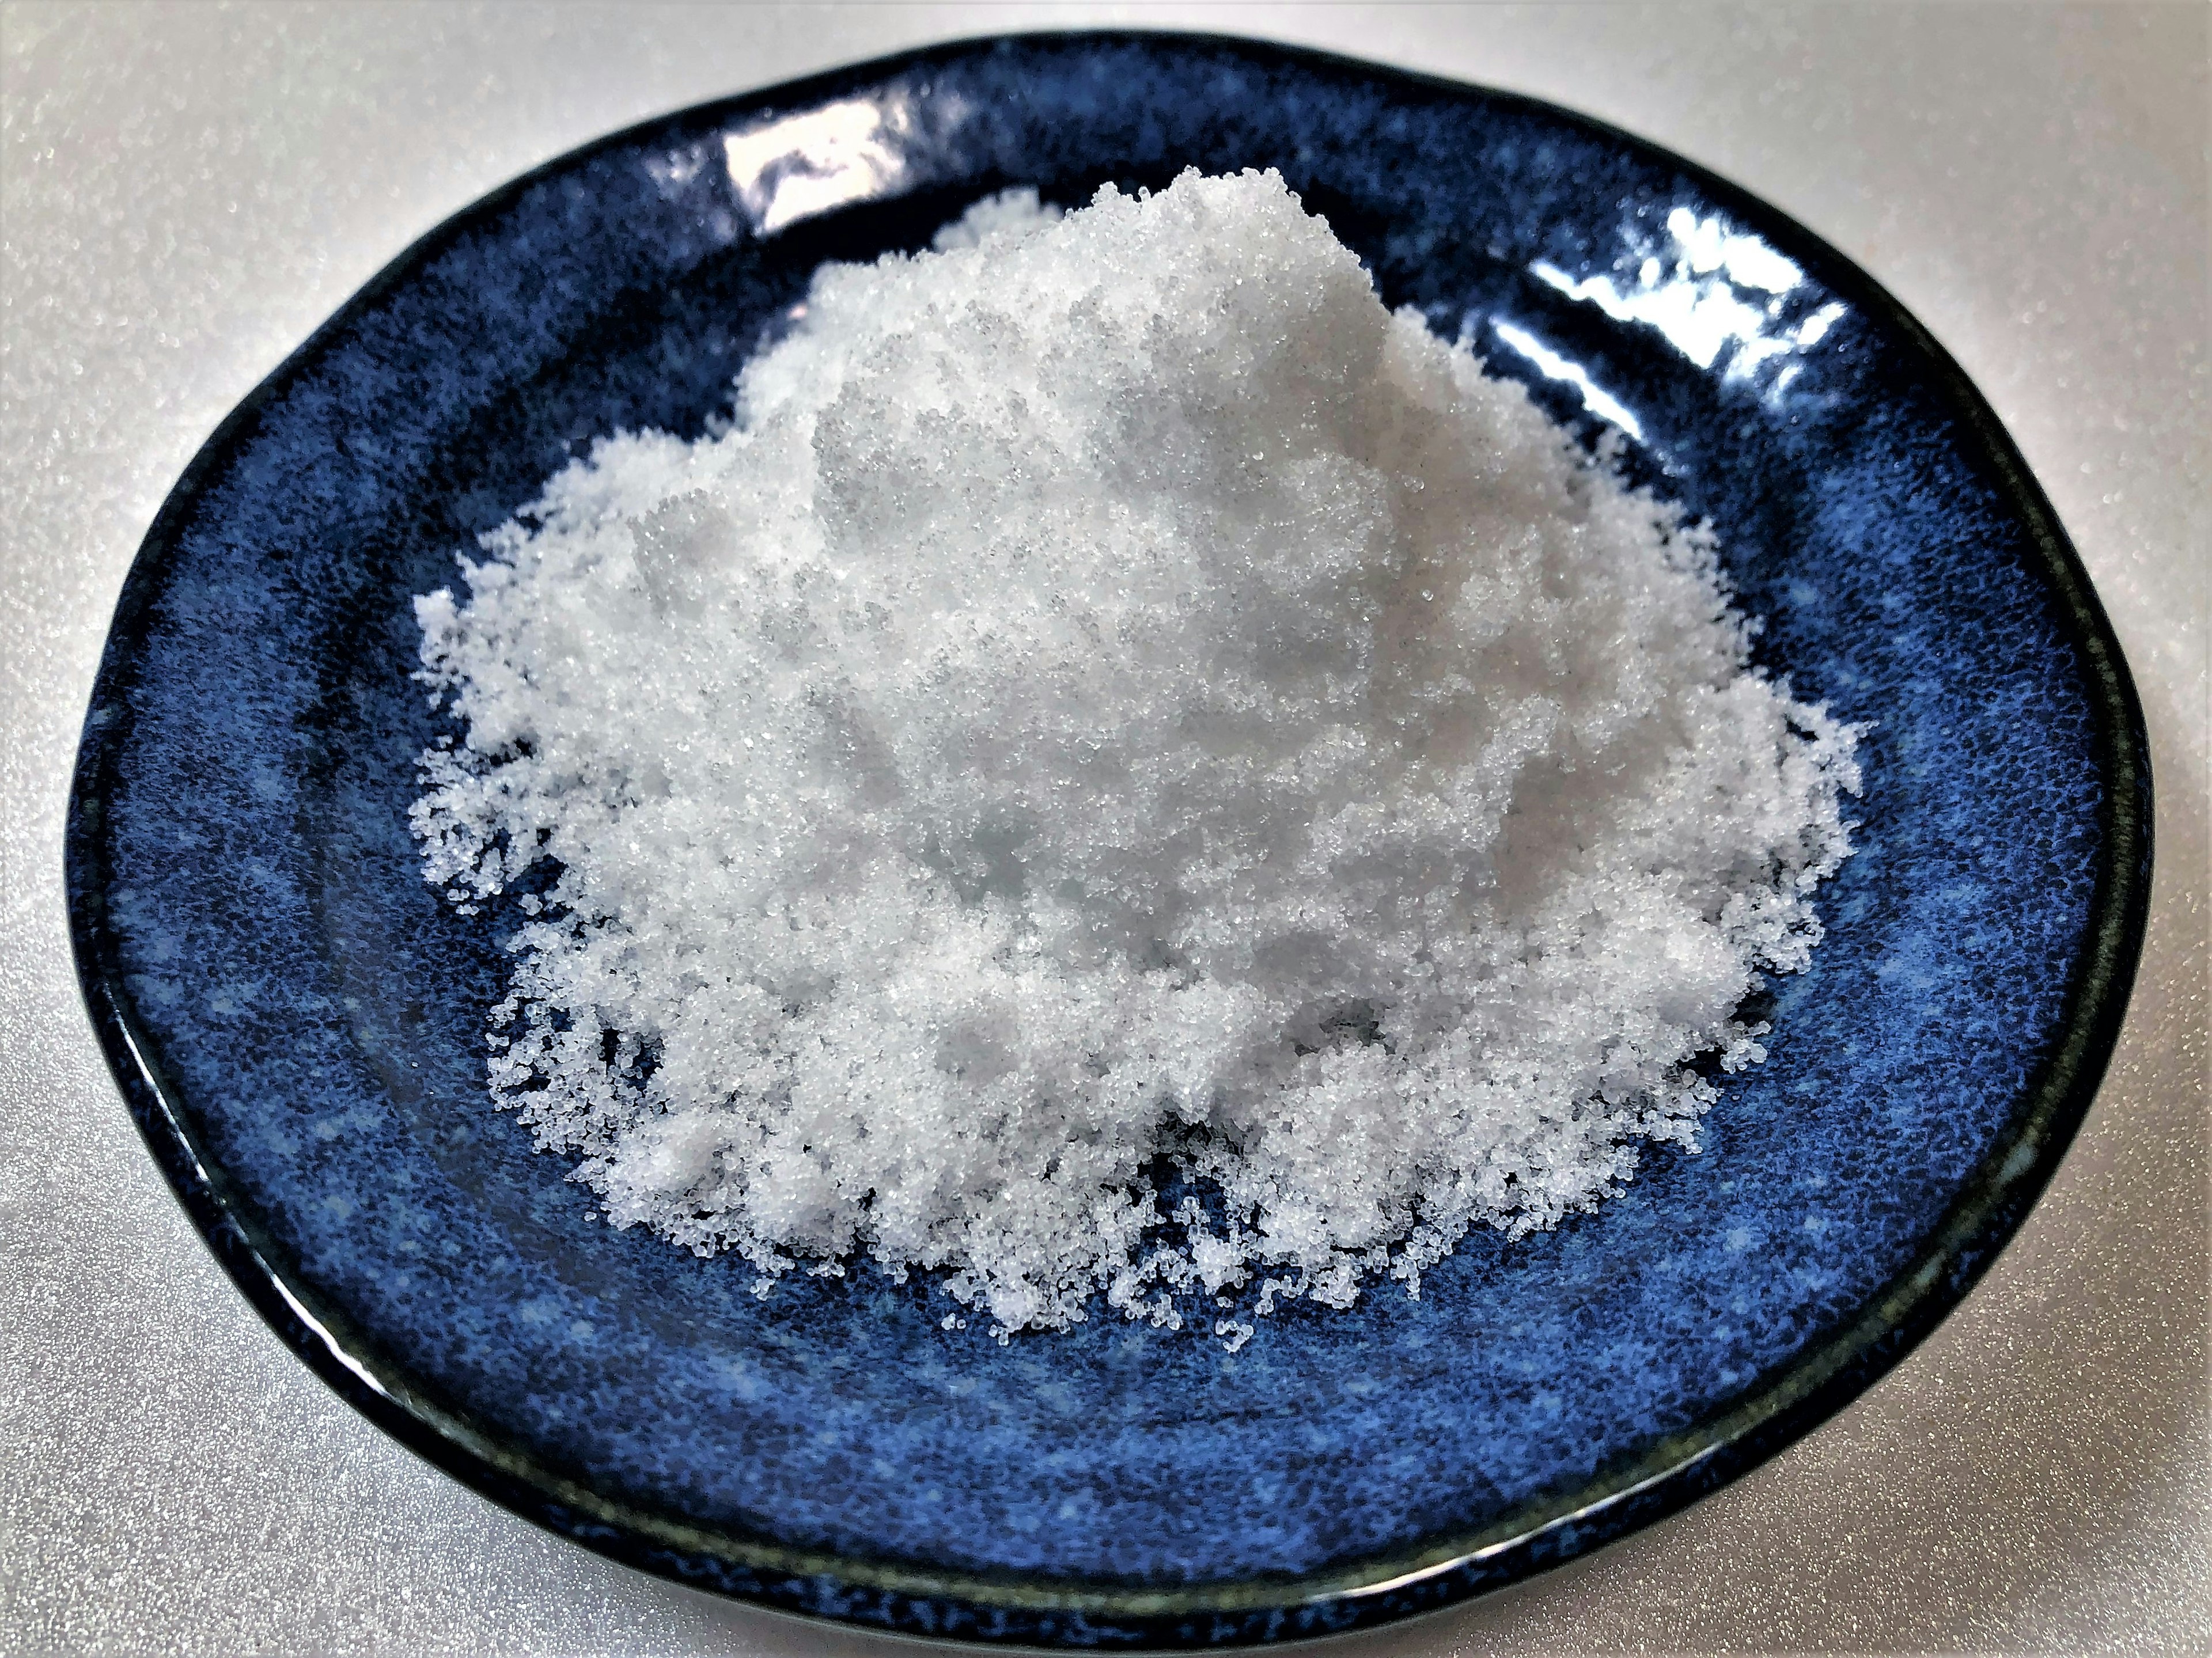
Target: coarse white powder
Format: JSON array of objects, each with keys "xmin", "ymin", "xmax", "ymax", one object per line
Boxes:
[{"xmin": 412, "ymin": 170, "xmax": 1860, "ymax": 1341}]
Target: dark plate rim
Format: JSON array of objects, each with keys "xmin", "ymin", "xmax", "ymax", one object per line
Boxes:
[{"xmin": 63, "ymin": 28, "xmax": 2154, "ymax": 1648}]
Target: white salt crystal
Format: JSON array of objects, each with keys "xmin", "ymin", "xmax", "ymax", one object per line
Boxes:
[{"xmin": 411, "ymin": 170, "xmax": 1860, "ymax": 1338}]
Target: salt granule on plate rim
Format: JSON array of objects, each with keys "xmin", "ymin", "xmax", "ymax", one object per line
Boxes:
[{"xmin": 410, "ymin": 169, "xmax": 1862, "ymax": 1345}]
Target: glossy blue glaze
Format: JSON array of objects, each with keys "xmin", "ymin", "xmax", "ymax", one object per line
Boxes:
[{"xmin": 68, "ymin": 33, "xmax": 2148, "ymax": 1645}]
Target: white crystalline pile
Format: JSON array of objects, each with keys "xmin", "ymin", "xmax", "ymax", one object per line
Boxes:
[{"xmin": 412, "ymin": 171, "xmax": 1859, "ymax": 1340}]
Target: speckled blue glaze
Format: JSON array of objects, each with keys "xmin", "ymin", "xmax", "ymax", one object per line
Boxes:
[{"xmin": 69, "ymin": 33, "xmax": 2149, "ymax": 1646}]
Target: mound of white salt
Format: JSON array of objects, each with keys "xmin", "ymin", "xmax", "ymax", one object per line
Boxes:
[{"xmin": 412, "ymin": 170, "xmax": 1859, "ymax": 1340}]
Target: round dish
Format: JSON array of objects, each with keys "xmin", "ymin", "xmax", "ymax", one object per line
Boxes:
[{"xmin": 65, "ymin": 32, "xmax": 2150, "ymax": 1646}]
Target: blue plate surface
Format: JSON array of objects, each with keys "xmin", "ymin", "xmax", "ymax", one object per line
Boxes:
[{"xmin": 67, "ymin": 32, "xmax": 2150, "ymax": 1646}]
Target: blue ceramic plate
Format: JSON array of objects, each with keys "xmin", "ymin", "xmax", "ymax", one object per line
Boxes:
[{"xmin": 68, "ymin": 32, "xmax": 2150, "ymax": 1646}]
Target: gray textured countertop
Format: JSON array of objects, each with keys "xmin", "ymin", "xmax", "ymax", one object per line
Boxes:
[{"xmin": 3, "ymin": 5, "xmax": 2205, "ymax": 1653}]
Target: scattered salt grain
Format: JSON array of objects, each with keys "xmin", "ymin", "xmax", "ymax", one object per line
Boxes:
[{"xmin": 411, "ymin": 170, "xmax": 1859, "ymax": 1340}]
